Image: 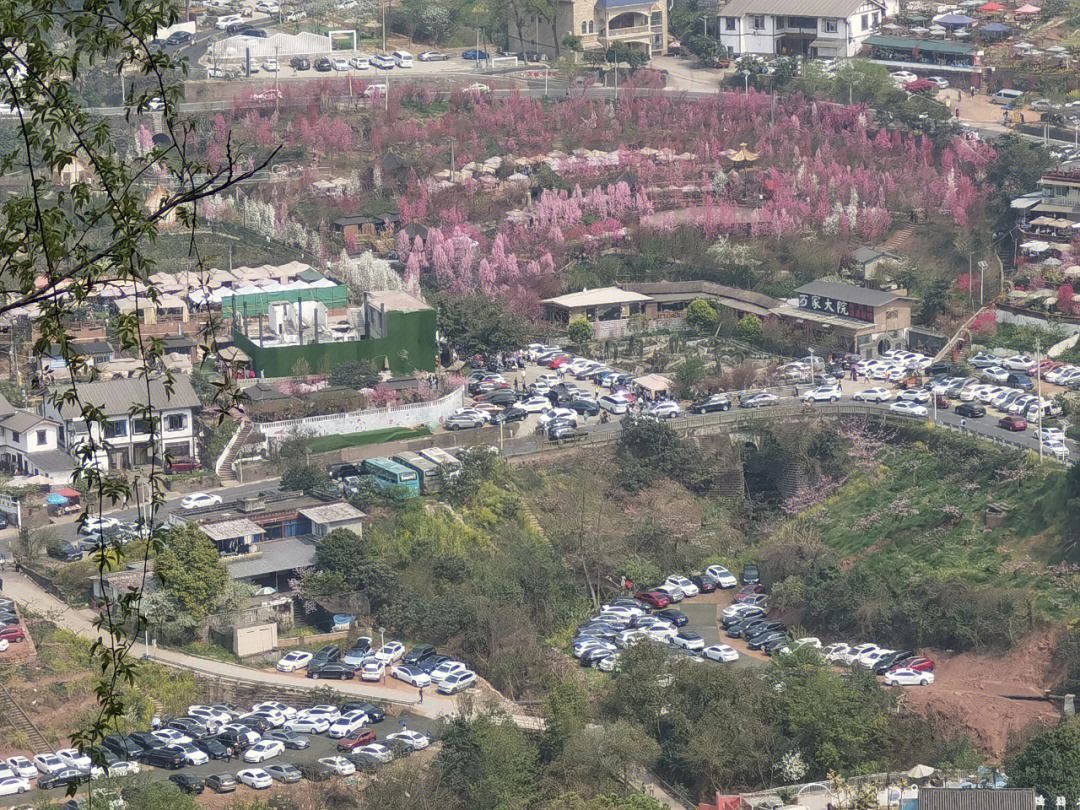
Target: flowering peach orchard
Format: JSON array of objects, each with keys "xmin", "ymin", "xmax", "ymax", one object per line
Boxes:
[{"xmin": 197, "ymin": 79, "xmax": 1001, "ymax": 317}]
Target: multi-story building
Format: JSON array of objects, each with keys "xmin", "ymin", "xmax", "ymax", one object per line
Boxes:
[
  {"xmin": 0, "ymin": 393, "xmax": 74, "ymax": 483},
  {"xmin": 42, "ymin": 376, "xmax": 201, "ymax": 471},
  {"xmin": 1012, "ymin": 161, "xmax": 1080, "ymax": 248},
  {"xmin": 509, "ymin": 0, "xmax": 668, "ymax": 60},
  {"xmin": 718, "ymin": 0, "xmax": 887, "ymax": 58}
]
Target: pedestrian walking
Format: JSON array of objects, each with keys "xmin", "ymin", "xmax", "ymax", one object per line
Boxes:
[
  {"xmin": 957, "ymin": 89, "xmax": 962, "ymax": 102},
  {"xmin": 956, "ymin": 108, "xmax": 961, "ymax": 120},
  {"xmin": 969, "ymin": 85, "xmax": 975, "ymax": 98},
  {"xmin": 226, "ymin": 746, "xmax": 234, "ymax": 763},
  {"xmin": 418, "ymin": 687, "xmax": 424, "ymax": 705},
  {"xmin": 793, "ymin": 385, "xmax": 799, "ymax": 397},
  {"xmin": 12, "ymin": 559, "xmax": 19, "ymax": 574}
]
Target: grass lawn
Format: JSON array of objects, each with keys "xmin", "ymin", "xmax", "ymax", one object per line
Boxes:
[{"xmin": 308, "ymin": 425, "xmax": 431, "ymax": 453}]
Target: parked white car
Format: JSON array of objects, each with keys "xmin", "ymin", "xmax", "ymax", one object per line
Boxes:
[
  {"xmin": 853, "ymin": 386, "xmax": 892, "ymax": 403},
  {"xmin": 360, "ymin": 659, "xmax": 386, "ymax": 681},
  {"xmin": 644, "ymin": 401, "xmax": 682, "ymax": 419},
  {"xmin": 355, "ymin": 743, "xmax": 393, "ymax": 763},
  {"xmin": 802, "ymin": 385, "xmax": 843, "ymax": 403},
  {"xmin": 318, "ymin": 756, "xmax": 356, "ymax": 775},
  {"xmin": 703, "ymin": 644, "xmax": 739, "ymax": 662},
  {"xmin": 842, "ymin": 643, "xmax": 879, "ymax": 666},
  {"xmin": 328, "ymin": 710, "xmax": 369, "ymax": 739},
  {"xmin": 252, "ymin": 701, "xmax": 297, "ymax": 719},
  {"xmin": 889, "ymin": 401, "xmax": 928, "ymax": 417},
  {"xmin": 391, "ymin": 665, "xmax": 432, "ymax": 687},
  {"xmin": 374, "ymin": 641, "xmax": 405, "ymax": 663},
  {"xmin": 5, "ymin": 758, "xmax": 36, "ymax": 780},
  {"xmin": 0, "ymin": 777, "xmax": 29, "ymax": 796},
  {"xmin": 386, "ymin": 730, "xmax": 430, "ymax": 750},
  {"xmin": 429, "ymin": 660, "xmax": 467, "ymax": 681},
  {"xmin": 598, "ymin": 395, "xmax": 630, "ymax": 415},
  {"xmin": 437, "ymin": 669, "xmax": 478, "ymax": 694},
  {"xmin": 663, "ymin": 575, "xmax": 699, "ymax": 597},
  {"xmin": 33, "ymin": 754, "xmax": 65, "ymax": 775},
  {"xmin": 237, "ymin": 768, "xmax": 273, "ymax": 789},
  {"xmin": 823, "ymin": 642, "xmax": 850, "ymax": 663},
  {"xmin": 1001, "ymin": 355, "xmax": 1034, "ymax": 371},
  {"xmin": 654, "ymin": 583, "xmax": 684, "ymax": 602},
  {"xmin": 284, "ymin": 715, "xmax": 331, "ymax": 734},
  {"xmin": 55, "ymin": 749, "xmax": 92, "ymax": 771},
  {"xmin": 883, "ymin": 667, "xmax": 935, "ymax": 686},
  {"xmin": 705, "ymin": 564, "xmax": 738, "ymax": 588},
  {"xmin": 167, "ymin": 743, "xmax": 209, "ymax": 766}
]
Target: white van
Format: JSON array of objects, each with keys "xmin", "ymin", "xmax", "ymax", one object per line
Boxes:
[
  {"xmin": 991, "ymin": 88, "xmax": 1023, "ymax": 105},
  {"xmin": 393, "ymin": 49, "xmax": 414, "ymax": 68}
]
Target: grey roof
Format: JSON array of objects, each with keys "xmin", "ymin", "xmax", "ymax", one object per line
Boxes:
[
  {"xmin": 596, "ymin": 0, "xmax": 659, "ymax": 7},
  {"xmin": 851, "ymin": 246, "xmax": 895, "ymax": 263},
  {"xmin": 25, "ymin": 448, "xmax": 75, "ymax": 473},
  {"xmin": 50, "ymin": 376, "xmax": 201, "ymax": 420},
  {"xmin": 919, "ymin": 789, "xmax": 1034, "ymax": 810},
  {"xmin": 298, "ymin": 502, "xmax": 366, "ymax": 525},
  {"xmin": 621, "ymin": 281, "xmax": 780, "ymax": 311},
  {"xmin": 796, "ymin": 280, "xmax": 913, "ymax": 307},
  {"xmin": 0, "ymin": 392, "xmax": 16, "ymax": 418},
  {"xmin": 226, "ymin": 537, "xmax": 318, "ymax": 579},
  {"xmin": 722, "ymin": 0, "xmax": 883, "ymax": 19},
  {"xmin": 201, "ymin": 518, "xmax": 267, "ymax": 542},
  {"xmin": 1, "ymin": 411, "xmax": 48, "ymax": 432},
  {"xmin": 243, "ymin": 383, "xmax": 293, "ymax": 403}
]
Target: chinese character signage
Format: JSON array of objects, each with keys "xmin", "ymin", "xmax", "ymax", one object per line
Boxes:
[{"xmin": 797, "ymin": 294, "xmax": 874, "ymax": 322}]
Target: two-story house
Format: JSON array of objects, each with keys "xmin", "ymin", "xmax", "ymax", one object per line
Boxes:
[
  {"xmin": 1013, "ymin": 162, "xmax": 1080, "ymax": 247},
  {"xmin": 509, "ymin": 0, "xmax": 668, "ymax": 60},
  {"xmin": 718, "ymin": 0, "xmax": 887, "ymax": 58},
  {"xmin": 42, "ymin": 376, "xmax": 201, "ymax": 471},
  {"xmin": 0, "ymin": 392, "xmax": 73, "ymax": 483}
]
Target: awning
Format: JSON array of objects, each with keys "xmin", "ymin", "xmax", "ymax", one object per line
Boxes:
[
  {"xmin": 810, "ymin": 38, "xmax": 842, "ymax": 50},
  {"xmin": 57, "ymin": 487, "xmax": 81, "ymax": 498},
  {"xmin": 1020, "ymin": 240, "xmax": 1051, "ymax": 252},
  {"xmin": 634, "ymin": 373, "xmax": 672, "ymax": 394},
  {"xmin": 1011, "ymin": 196, "xmax": 1041, "ymax": 209},
  {"xmin": 1014, "ymin": 3, "xmax": 1040, "ymax": 11},
  {"xmin": 46, "ymin": 493, "xmax": 68, "ymax": 505},
  {"xmin": 978, "ymin": 2, "xmax": 1005, "ymax": 11}
]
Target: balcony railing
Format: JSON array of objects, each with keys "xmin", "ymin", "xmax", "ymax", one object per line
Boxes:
[{"xmin": 604, "ymin": 24, "xmax": 652, "ymax": 38}]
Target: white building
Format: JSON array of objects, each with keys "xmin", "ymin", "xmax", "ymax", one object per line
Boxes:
[
  {"xmin": 718, "ymin": 0, "xmax": 887, "ymax": 58},
  {"xmin": 0, "ymin": 394, "xmax": 74, "ymax": 483},
  {"xmin": 42, "ymin": 376, "xmax": 201, "ymax": 471},
  {"xmin": 509, "ymin": 0, "xmax": 668, "ymax": 60}
]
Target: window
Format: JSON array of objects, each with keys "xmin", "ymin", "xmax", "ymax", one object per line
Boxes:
[
  {"xmin": 824, "ymin": 18, "xmax": 838, "ymax": 32},
  {"xmin": 104, "ymin": 420, "xmax": 127, "ymax": 439},
  {"xmin": 36, "ymin": 430, "xmax": 46, "ymax": 446},
  {"xmin": 725, "ymin": 15, "xmax": 736, "ymax": 30},
  {"xmin": 589, "ymin": 20, "xmax": 594, "ymax": 33},
  {"xmin": 860, "ymin": 13, "xmax": 868, "ymax": 30},
  {"xmin": 133, "ymin": 418, "xmax": 152, "ymax": 434},
  {"xmin": 581, "ymin": 20, "xmax": 587, "ymax": 34},
  {"xmin": 775, "ymin": 15, "xmax": 785, "ymax": 27},
  {"xmin": 166, "ymin": 414, "xmax": 186, "ymax": 432},
  {"xmin": 752, "ymin": 14, "xmax": 765, "ymax": 29},
  {"xmin": 11, "ymin": 431, "xmax": 19, "ymax": 443},
  {"xmin": 651, "ymin": 10, "xmax": 662, "ymax": 27},
  {"xmin": 872, "ymin": 11, "xmax": 879, "ymax": 25}
]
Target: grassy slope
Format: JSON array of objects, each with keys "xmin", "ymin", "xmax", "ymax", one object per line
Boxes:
[{"xmin": 308, "ymin": 425, "xmax": 431, "ymax": 453}]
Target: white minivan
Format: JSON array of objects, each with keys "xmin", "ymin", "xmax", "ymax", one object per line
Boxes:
[
  {"xmin": 991, "ymin": 88, "xmax": 1023, "ymax": 105},
  {"xmin": 393, "ymin": 49, "xmax": 414, "ymax": 68}
]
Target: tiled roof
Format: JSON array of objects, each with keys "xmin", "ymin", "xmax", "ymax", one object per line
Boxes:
[
  {"xmin": 225, "ymin": 537, "xmax": 318, "ymax": 579},
  {"xmin": 49, "ymin": 376, "xmax": 200, "ymax": 420}
]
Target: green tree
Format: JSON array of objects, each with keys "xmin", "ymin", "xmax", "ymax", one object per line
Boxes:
[
  {"xmin": 674, "ymin": 356, "xmax": 706, "ymax": 394},
  {"xmin": 685, "ymin": 298, "xmax": 719, "ymax": 333},
  {"xmin": 984, "ymin": 134, "xmax": 1053, "ymax": 225},
  {"xmin": 685, "ymin": 34, "xmax": 720, "ymax": 63},
  {"xmin": 330, "ymin": 359, "xmax": 381, "ymax": 389},
  {"xmin": 291, "ymin": 358, "xmax": 312, "ymax": 379},
  {"xmin": 568, "ymin": 317, "xmax": 593, "ymax": 346},
  {"xmin": 1008, "ymin": 720, "xmax": 1080, "ymax": 802},
  {"xmin": 281, "ymin": 464, "xmax": 331, "ymax": 493},
  {"xmin": 436, "ymin": 294, "xmax": 529, "ymax": 358},
  {"xmin": 734, "ymin": 314, "xmax": 764, "ymax": 344},
  {"xmin": 154, "ymin": 525, "xmax": 229, "ymax": 621},
  {"xmin": 123, "ymin": 779, "xmax": 200, "ymax": 810},
  {"xmin": 437, "ymin": 712, "xmax": 540, "ymax": 810},
  {"xmin": 541, "ymin": 677, "xmax": 588, "ymax": 762}
]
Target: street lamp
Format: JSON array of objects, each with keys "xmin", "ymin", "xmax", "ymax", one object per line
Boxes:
[{"xmin": 808, "ymin": 346, "xmax": 815, "ymax": 386}]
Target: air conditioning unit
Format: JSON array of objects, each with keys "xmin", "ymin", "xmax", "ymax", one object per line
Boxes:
[{"xmin": 238, "ymin": 496, "xmax": 265, "ymax": 513}]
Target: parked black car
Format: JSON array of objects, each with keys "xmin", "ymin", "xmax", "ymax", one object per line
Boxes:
[
  {"xmin": 482, "ymin": 389, "xmax": 519, "ymax": 406},
  {"xmin": 314, "ymin": 57, "xmax": 332, "ymax": 71},
  {"xmin": 417, "ymin": 654, "xmax": 453, "ymax": 674},
  {"xmin": 749, "ymin": 630, "xmax": 788, "ymax": 651},
  {"xmin": 954, "ymin": 402, "xmax": 986, "ymax": 418},
  {"xmin": 193, "ymin": 737, "xmax": 230, "ymax": 760},
  {"xmin": 127, "ymin": 731, "xmax": 161, "ymax": 751},
  {"xmin": 762, "ymin": 634, "xmax": 792, "ymax": 654},
  {"xmin": 689, "ymin": 573, "xmax": 717, "ymax": 594},
  {"xmin": 344, "ymin": 702, "xmax": 385, "ymax": 723},
  {"xmin": 744, "ymin": 621, "xmax": 786, "ymax": 643},
  {"xmin": 298, "ymin": 761, "xmax": 335, "ymax": 782},
  {"xmin": 205, "ymin": 773, "xmax": 238, "ymax": 793},
  {"xmin": 289, "ymin": 56, "xmax": 310, "ymax": 70},
  {"xmin": 494, "ymin": 406, "xmax": 527, "ymax": 424},
  {"xmin": 265, "ymin": 729, "xmax": 311, "ymax": 749},
  {"xmin": 48, "ymin": 543, "xmax": 83, "ymax": 562},
  {"xmin": 237, "ymin": 715, "xmax": 272, "ymax": 733},
  {"xmin": 168, "ymin": 717, "xmax": 210, "ymax": 738},
  {"xmin": 103, "ymin": 734, "xmax": 145, "ymax": 760},
  {"xmin": 872, "ymin": 649, "xmax": 916, "ymax": 674},
  {"xmin": 689, "ymin": 395, "xmax": 732, "ymax": 414},
  {"xmin": 169, "ymin": 774, "xmax": 205, "ymax": 794},
  {"xmin": 214, "ymin": 730, "xmax": 255, "ymax": 752},
  {"xmin": 566, "ymin": 398, "xmax": 600, "ymax": 416},
  {"xmin": 309, "ymin": 661, "xmax": 354, "ymax": 680},
  {"xmin": 329, "ymin": 463, "xmax": 361, "ymax": 480},
  {"xmin": 38, "ymin": 769, "xmax": 89, "ymax": 790},
  {"xmin": 238, "ymin": 26, "xmax": 268, "ymax": 37},
  {"xmin": 307, "ymin": 645, "xmax": 341, "ymax": 670},
  {"xmin": 165, "ymin": 30, "xmax": 193, "ymax": 46},
  {"xmin": 655, "ymin": 608, "xmax": 688, "ymax": 627},
  {"xmin": 140, "ymin": 747, "xmax": 185, "ymax": 770},
  {"xmin": 403, "ymin": 644, "xmax": 437, "ymax": 666},
  {"xmin": 741, "ymin": 563, "xmax": 761, "ymax": 585}
]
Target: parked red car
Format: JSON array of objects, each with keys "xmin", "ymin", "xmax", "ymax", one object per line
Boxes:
[
  {"xmin": 890, "ymin": 656, "xmax": 934, "ymax": 673},
  {"xmin": 733, "ymin": 584, "xmax": 765, "ymax": 603},
  {"xmin": 547, "ymin": 355, "xmax": 572, "ymax": 369},
  {"xmin": 935, "ymin": 394, "xmax": 951, "ymax": 410},
  {"xmin": 336, "ymin": 728, "xmax": 377, "ymax": 751},
  {"xmin": 165, "ymin": 457, "xmax": 200, "ymax": 474},
  {"xmin": 634, "ymin": 591, "xmax": 671, "ymax": 609},
  {"xmin": 1028, "ymin": 359, "xmax": 1057, "ymax": 376},
  {"xmin": 0, "ymin": 626, "xmax": 25, "ymax": 642},
  {"xmin": 999, "ymin": 415, "xmax": 1027, "ymax": 432}
]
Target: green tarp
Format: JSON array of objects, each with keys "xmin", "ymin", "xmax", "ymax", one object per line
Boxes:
[{"xmin": 864, "ymin": 35, "xmax": 975, "ymax": 56}]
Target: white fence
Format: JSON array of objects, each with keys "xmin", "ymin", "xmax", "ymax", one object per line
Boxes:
[{"xmin": 255, "ymin": 386, "xmax": 465, "ymax": 439}]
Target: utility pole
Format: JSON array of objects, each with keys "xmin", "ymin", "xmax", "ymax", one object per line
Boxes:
[
  {"xmin": 1037, "ymin": 338, "xmax": 1043, "ymax": 464},
  {"xmin": 449, "ymin": 137, "xmax": 455, "ymax": 182},
  {"xmin": 382, "ymin": 0, "xmax": 386, "ymax": 53},
  {"xmin": 274, "ymin": 45, "xmax": 280, "ymax": 113}
]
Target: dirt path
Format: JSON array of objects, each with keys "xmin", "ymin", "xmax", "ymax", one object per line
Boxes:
[{"xmin": 901, "ymin": 628, "xmax": 1064, "ymax": 760}]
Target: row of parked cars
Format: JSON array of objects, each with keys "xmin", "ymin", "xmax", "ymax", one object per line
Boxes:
[
  {"xmin": 5, "ymin": 695, "xmax": 429, "ymax": 798},
  {"xmin": 571, "ymin": 564, "xmax": 752, "ymax": 671},
  {"xmin": 275, "ymin": 637, "xmax": 478, "ymax": 695}
]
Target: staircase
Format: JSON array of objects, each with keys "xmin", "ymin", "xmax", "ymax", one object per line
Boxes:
[
  {"xmin": 881, "ymin": 224, "xmax": 916, "ymax": 251},
  {"xmin": 216, "ymin": 421, "xmax": 253, "ymax": 486},
  {"xmin": 0, "ymin": 681, "xmax": 52, "ymax": 753},
  {"xmin": 519, "ymin": 501, "xmax": 552, "ymax": 548}
]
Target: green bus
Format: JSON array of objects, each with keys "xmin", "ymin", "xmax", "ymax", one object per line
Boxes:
[
  {"xmin": 362, "ymin": 457, "xmax": 420, "ymax": 497},
  {"xmin": 392, "ymin": 451, "xmax": 442, "ymax": 494}
]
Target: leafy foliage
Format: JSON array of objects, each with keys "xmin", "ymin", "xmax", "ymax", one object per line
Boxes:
[
  {"xmin": 568, "ymin": 317, "xmax": 593, "ymax": 346},
  {"xmin": 685, "ymin": 298, "xmax": 719, "ymax": 333},
  {"xmin": 329, "ymin": 359, "xmax": 381, "ymax": 390},
  {"xmin": 1008, "ymin": 721, "xmax": 1080, "ymax": 802},
  {"xmin": 154, "ymin": 524, "xmax": 229, "ymax": 621},
  {"xmin": 435, "ymin": 294, "xmax": 531, "ymax": 358},
  {"xmin": 281, "ymin": 464, "xmax": 332, "ymax": 493}
]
